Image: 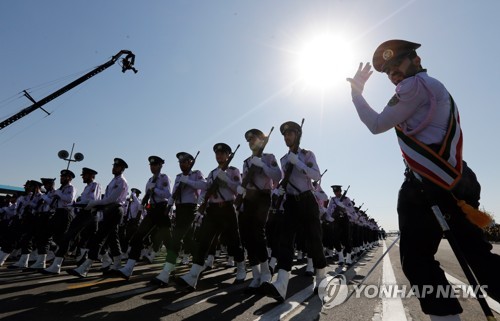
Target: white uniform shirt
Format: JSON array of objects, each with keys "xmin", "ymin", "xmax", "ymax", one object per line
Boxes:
[
  {"xmin": 280, "ymin": 148, "xmax": 321, "ymax": 195},
  {"xmin": 172, "ymin": 170, "xmax": 207, "ymax": 204},
  {"xmin": 242, "ymin": 153, "xmax": 282, "ymax": 191},
  {"xmin": 145, "ymin": 173, "xmax": 171, "ymax": 204}
]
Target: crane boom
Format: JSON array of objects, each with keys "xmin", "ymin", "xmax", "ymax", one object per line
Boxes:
[{"xmin": 0, "ymin": 50, "xmax": 137, "ymax": 131}]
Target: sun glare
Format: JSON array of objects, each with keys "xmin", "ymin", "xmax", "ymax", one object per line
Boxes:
[{"xmin": 296, "ymin": 34, "xmax": 354, "ymax": 91}]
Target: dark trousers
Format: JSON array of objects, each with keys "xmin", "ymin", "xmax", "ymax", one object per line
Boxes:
[
  {"xmin": 128, "ymin": 202, "xmax": 171, "ymax": 261},
  {"xmin": 192, "ymin": 202, "xmax": 244, "ymax": 266},
  {"xmin": 119, "ymin": 217, "xmax": 140, "ymax": 253},
  {"xmin": 398, "ymin": 178, "xmax": 500, "ymax": 315},
  {"xmin": 265, "ymin": 209, "xmax": 282, "ymax": 259},
  {"xmin": 239, "ymin": 191, "xmax": 271, "ymax": 266},
  {"xmin": 322, "ymin": 222, "xmax": 335, "ymax": 249},
  {"xmin": 165, "ymin": 203, "xmax": 196, "ymax": 264},
  {"xmin": 88, "ymin": 205, "xmax": 123, "ymax": 260},
  {"xmin": 56, "ymin": 210, "xmax": 98, "ymax": 257},
  {"xmin": 332, "ymin": 216, "xmax": 351, "ymax": 254},
  {"xmin": 36, "ymin": 208, "xmax": 74, "ymax": 254},
  {"xmin": 276, "ymin": 192, "xmax": 326, "ymax": 271}
]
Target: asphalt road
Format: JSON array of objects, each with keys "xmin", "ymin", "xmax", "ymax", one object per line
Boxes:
[{"xmin": 1, "ymin": 238, "xmax": 499, "ymax": 321}]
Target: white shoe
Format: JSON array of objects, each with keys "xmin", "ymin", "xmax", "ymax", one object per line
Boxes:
[
  {"xmin": 145, "ymin": 251, "xmax": 156, "ymax": 264},
  {"xmin": 117, "ymin": 259, "xmax": 136, "ymax": 280},
  {"xmin": 153, "ymin": 262, "xmax": 175, "ymax": 286},
  {"xmin": 178, "ymin": 263, "xmax": 204, "ymax": 289},
  {"xmin": 225, "ymin": 256, "xmax": 234, "ymax": 268},
  {"xmin": 182, "ymin": 254, "xmax": 190, "ymax": 265},
  {"xmin": 29, "ymin": 254, "xmax": 47, "ymax": 269},
  {"xmin": 29, "ymin": 250, "xmax": 38, "ymax": 262},
  {"xmin": 76, "ymin": 248, "xmax": 89, "ymax": 262},
  {"xmin": 345, "ymin": 253, "xmax": 352, "ymax": 265},
  {"xmin": 99, "ymin": 252, "xmax": 113, "ymax": 269},
  {"xmin": 269, "ymin": 269, "xmax": 289, "ymax": 302},
  {"xmin": 68, "ymin": 258, "xmax": 93, "ymax": 278},
  {"xmin": 43, "ymin": 257, "xmax": 64, "ymax": 274},
  {"xmin": 204, "ymin": 254, "xmax": 214, "ymax": 270},
  {"xmin": 259, "ymin": 260, "xmax": 272, "ymax": 284},
  {"xmin": 0, "ymin": 250, "xmax": 11, "ymax": 266},
  {"xmin": 46, "ymin": 250, "xmax": 55, "ymax": 262},
  {"xmin": 244, "ymin": 265, "xmax": 261, "ymax": 293},
  {"xmin": 8, "ymin": 254, "xmax": 29, "ymax": 269},
  {"xmin": 314, "ymin": 267, "xmax": 327, "ymax": 294},
  {"xmin": 297, "ymin": 251, "xmax": 303, "ymax": 260},
  {"xmin": 337, "ymin": 252, "xmax": 345, "ymax": 265},
  {"xmin": 304, "ymin": 258, "xmax": 314, "ymax": 276},
  {"xmin": 234, "ymin": 261, "xmax": 246, "ymax": 283}
]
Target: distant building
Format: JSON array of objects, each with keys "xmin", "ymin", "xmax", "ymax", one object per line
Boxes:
[{"xmin": 0, "ymin": 184, "xmax": 24, "ymax": 196}]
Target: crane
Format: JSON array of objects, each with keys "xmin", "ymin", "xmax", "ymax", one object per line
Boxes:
[{"xmin": 0, "ymin": 50, "xmax": 137, "ymax": 131}]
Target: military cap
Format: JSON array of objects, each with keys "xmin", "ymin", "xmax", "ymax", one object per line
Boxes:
[
  {"xmin": 113, "ymin": 158, "xmax": 129, "ymax": 168},
  {"xmin": 23, "ymin": 180, "xmax": 30, "ymax": 187},
  {"xmin": 280, "ymin": 121, "xmax": 302, "ymax": 135},
  {"xmin": 176, "ymin": 152, "xmax": 194, "ymax": 162},
  {"xmin": 244, "ymin": 129, "xmax": 265, "ymax": 141},
  {"xmin": 30, "ymin": 180, "xmax": 43, "ymax": 188},
  {"xmin": 60, "ymin": 169, "xmax": 75, "ymax": 179},
  {"xmin": 213, "ymin": 143, "xmax": 231, "ymax": 154},
  {"xmin": 131, "ymin": 188, "xmax": 141, "ymax": 195},
  {"xmin": 41, "ymin": 178, "xmax": 56, "ymax": 184},
  {"xmin": 148, "ymin": 155, "xmax": 165, "ymax": 165},
  {"xmin": 331, "ymin": 185, "xmax": 342, "ymax": 192},
  {"xmin": 81, "ymin": 167, "xmax": 98, "ymax": 176},
  {"xmin": 372, "ymin": 39, "xmax": 421, "ymax": 72}
]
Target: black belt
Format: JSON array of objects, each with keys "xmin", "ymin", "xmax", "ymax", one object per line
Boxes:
[
  {"xmin": 175, "ymin": 203, "xmax": 197, "ymax": 207},
  {"xmin": 208, "ymin": 201, "xmax": 233, "ymax": 208},
  {"xmin": 286, "ymin": 190, "xmax": 312, "ymax": 201}
]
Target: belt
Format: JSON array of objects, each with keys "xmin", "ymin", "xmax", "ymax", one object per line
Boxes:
[
  {"xmin": 175, "ymin": 203, "xmax": 197, "ymax": 207},
  {"xmin": 208, "ymin": 201, "xmax": 233, "ymax": 208},
  {"xmin": 286, "ymin": 190, "xmax": 312, "ymax": 201}
]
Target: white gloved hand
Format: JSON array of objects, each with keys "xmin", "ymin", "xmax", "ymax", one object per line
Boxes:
[
  {"xmin": 325, "ymin": 215, "xmax": 334, "ymax": 223},
  {"xmin": 277, "ymin": 186, "xmax": 286, "ymax": 196},
  {"xmin": 167, "ymin": 197, "xmax": 174, "ymax": 207},
  {"xmin": 179, "ymin": 175, "xmax": 190, "ymax": 184},
  {"xmin": 85, "ymin": 200, "xmax": 98, "ymax": 210},
  {"xmin": 217, "ymin": 170, "xmax": 230, "ymax": 182},
  {"xmin": 251, "ymin": 157, "xmax": 264, "ymax": 168},
  {"xmin": 288, "ymin": 152, "xmax": 300, "ymax": 165},
  {"xmin": 193, "ymin": 211, "xmax": 204, "ymax": 228},
  {"xmin": 346, "ymin": 62, "xmax": 373, "ymax": 95},
  {"xmin": 237, "ymin": 185, "xmax": 246, "ymax": 196}
]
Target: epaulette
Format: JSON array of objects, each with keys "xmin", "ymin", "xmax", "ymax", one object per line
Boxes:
[
  {"xmin": 300, "ymin": 149, "xmax": 309, "ymax": 155},
  {"xmin": 192, "ymin": 169, "xmax": 200, "ymax": 174},
  {"xmin": 228, "ymin": 166, "xmax": 237, "ymax": 170}
]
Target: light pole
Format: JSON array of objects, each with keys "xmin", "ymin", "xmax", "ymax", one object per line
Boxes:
[{"xmin": 58, "ymin": 143, "xmax": 84, "ymax": 169}]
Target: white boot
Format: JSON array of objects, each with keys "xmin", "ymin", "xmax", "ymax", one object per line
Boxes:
[
  {"xmin": 345, "ymin": 253, "xmax": 352, "ymax": 265},
  {"xmin": 29, "ymin": 249, "xmax": 38, "ymax": 262},
  {"xmin": 314, "ymin": 267, "xmax": 327, "ymax": 294},
  {"xmin": 145, "ymin": 250, "xmax": 156, "ymax": 264},
  {"xmin": 429, "ymin": 315, "xmax": 461, "ymax": 321},
  {"xmin": 76, "ymin": 248, "xmax": 89, "ymax": 262},
  {"xmin": 269, "ymin": 257, "xmax": 277, "ymax": 275},
  {"xmin": 245, "ymin": 265, "xmax": 260, "ymax": 291},
  {"xmin": 178, "ymin": 263, "xmax": 204, "ymax": 289},
  {"xmin": 68, "ymin": 258, "xmax": 93, "ymax": 278},
  {"xmin": 204, "ymin": 254, "xmax": 215, "ymax": 270},
  {"xmin": 304, "ymin": 258, "xmax": 314, "ymax": 276},
  {"xmin": 234, "ymin": 261, "xmax": 246, "ymax": 283},
  {"xmin": 46, "ymin": 250, "xmax": 55, "ymax": 262},
  {"xmin": 152, "ymin": 261, "xmax": 175, "ymax": 286},
  {"xmin": 117, "ymin": 259, "xmax": 136, "ymax": 280},
  {"xmin": 226, "ymin": 256, "xmax": 234, "ymax": 268},
  {"xmin": 109, "ymin": 255, "xmax": 123, "ymax": 271},
  {"xmin": 8, "ymin": 253, "xmax": 29, "ymax": 269},
  {"xmin": 260, "ymin": 260, "xmax": 272, "ymax": 284},
  {"xmin": 182, "ymin": 254, "xmax": 190, "ymax": 265},
  {"xmin": 268, "ymin": 269, "xmax": 289, "ymax": 302},
  {"xmin": 296, "ymin": 251, "xmax": 303, "ymax": 260},
  {"xmin": 337, "ymin": 251, "xmax": 345, "ymax": 265},
  {"xmin": 99, "ymin": 252, "xmax": 112, "ymax": 269},
  {"xmin": 29, "ymin": 254, "xmax": 47, "ymax": 269},
  {"xmin": 43, "ymin": 257, "xmax": 64, "ymax": 274},
  {"xmin": 0, "ymin": 250, "xmax": 10, "ymax": 266}
]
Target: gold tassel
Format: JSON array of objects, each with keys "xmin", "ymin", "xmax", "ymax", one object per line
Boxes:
[{"xmin": 456, "ymin": 200, "xmax": 493, "ymax": 228}]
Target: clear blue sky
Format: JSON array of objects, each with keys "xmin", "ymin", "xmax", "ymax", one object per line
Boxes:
[{"xmin": 1, "ymin": 1, "xmax": 499, "ymax": 232}]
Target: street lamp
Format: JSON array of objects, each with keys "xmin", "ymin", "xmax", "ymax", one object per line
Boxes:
[{"xmin": 58, "ymin": 143, "xmax": 84, "ymax": 170}]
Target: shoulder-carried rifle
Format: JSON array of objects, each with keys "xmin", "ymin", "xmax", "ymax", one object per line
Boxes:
[
  {"xmin": 333, "ymin": 185, "xmax": 350, "ymax": 218},
  {"xmin": 271, "ymin": 118, "xmax": 304, "ymax": 211},
  {"xmin": 197, "ymin": 144, "xmax": 240, "ymax": 214},
  {"xmin": 234, "ymin": 127, "xmax": 274, "ymax": 210}
]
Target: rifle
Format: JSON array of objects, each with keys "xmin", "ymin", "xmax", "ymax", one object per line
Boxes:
[
  {"xmin": 272, "ymin": 118, "xmax": 305, "ymax": 211},
  {"xmin": 164, "ymin": 151, "xmax": 200, "ymax": 216},
  {"xmin": 333, "ymin": 185, "xmax": 350, "ymax": 218},
  {"xmin": 234, "ymin": 127, "xmax": 274, "ymax": 210},
  {"xmin": 197, "ymin": 144, "xmax": 240, "ymax": 215},
  {"xmin": 142, "ymin": 175, "xmax": 159, "ymax": 207}
]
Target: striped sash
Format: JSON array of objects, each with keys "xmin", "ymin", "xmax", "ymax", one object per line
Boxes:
[{"xmin": 395, "ymin": 95, "xmax": 463, "ymax": 190}]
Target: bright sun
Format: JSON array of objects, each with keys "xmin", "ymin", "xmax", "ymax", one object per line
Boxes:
[{"xmin": 295, "ymin": 34, "xmax": 354, "ymax": 90}]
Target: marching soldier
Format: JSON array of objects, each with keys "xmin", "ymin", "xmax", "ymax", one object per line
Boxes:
[
  {"xmin": 176, "ymin": 143, "xmax": 244, "ymax": 290},
  {"xmin": 67, "ymin": 158, "xmax": 128, "ymax": 278},
  {"xmin": 326, "ymin": 185, "xmax": 354, "ymax": 265},
  {"xmin": 237, "ymin": 129, "xmax": 282, "ymax": 293},
  {"xmin": 119, "ymin": 188, "xmax": 143, "ymax": 259},
  {"xmin": 262, "ymin": 121, "xmax": 327, "ymax": 302},
  {"xmin": 116, "ymin": 156, "xmax": 172, "ymax": 279},
  {"xmin": 147, "ymin": 152, "xmax": 207, "ymax": 285},
  {"xmin": 43, "ymin": 167, "xmax": 101, "ymax": 274}
]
